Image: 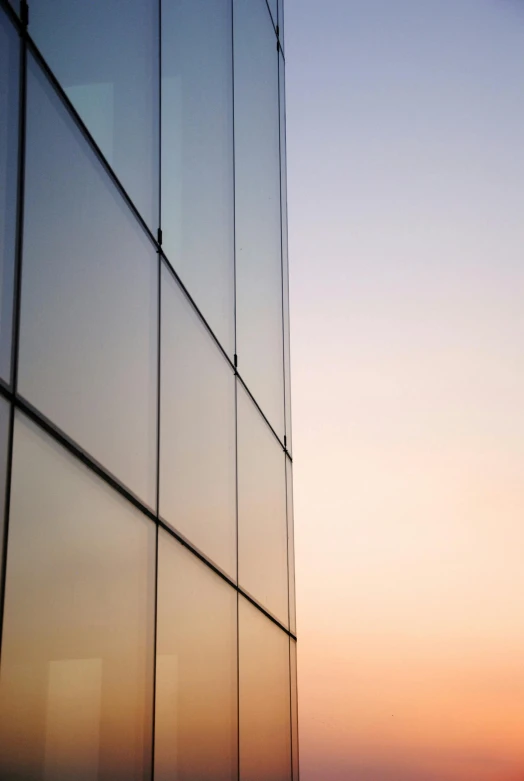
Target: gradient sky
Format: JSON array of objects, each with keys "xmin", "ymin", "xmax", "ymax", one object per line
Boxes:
[{"xmin": 285, "ymin": 1, "xmax": 524, "ymax": 779}]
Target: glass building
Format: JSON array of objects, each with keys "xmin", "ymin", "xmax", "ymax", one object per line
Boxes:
[{"xmin": 0, "ymin": 0, "xmax": 298, "ymax": 779}]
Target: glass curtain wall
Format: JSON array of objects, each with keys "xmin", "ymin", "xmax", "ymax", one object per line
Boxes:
[{"xmin": 0, "ymin": 0, "xmax": 297, "ymax": 778}]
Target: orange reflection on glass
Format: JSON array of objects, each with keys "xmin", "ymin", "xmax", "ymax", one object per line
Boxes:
[{"xmin": 0, "ymin": 413, "xmax": 155, "ymax": 781}]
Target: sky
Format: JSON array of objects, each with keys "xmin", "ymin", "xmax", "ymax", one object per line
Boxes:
[{"xmin": 284, "ymin": 1, "xmax": 524, "ymax": 780}]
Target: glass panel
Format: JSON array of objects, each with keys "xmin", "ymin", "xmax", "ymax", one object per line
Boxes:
[
  {"xmin": 155, "ymin": 530, "xmax": 238, "ymax": 781},
  {"xmin": 234, "ymin": 0, "xmax": 285, "ymax": 438},
  {"xmin": 162, "ymin": 0, "xmax": 235, "ymax": 356},
  {"xmin": 237, "ymin": 383, "xmax": 288, "ymax": 626},
  {"xmin": 159, "ymin": 262, "xmax": 236, "ymax": 578},
  {"xmin": 0, "ymin": 395, "xmax": 10, "ymax": 603},
  {"xmin": 267, "ymin": 0, "xmax": 277, "ymax": 26},
  {"xmin": 19, "ymin": 56, "xmax": 158, "ymax": 508},
  {"xmin": 239, "ymin": 596, "xmax": 291, "ymax": 781},
  {"xmin": 290, "ymin": 640, "xmax": 299, "ymax": 781},
  {"xmin": 278, "ymin": 0, "xmax": 284, "ymax": 46},
  {"xmin": 0, "ymin": 413, "xmax": 155, "ymax": 781},
  {"xmin": 29, "ymin": 0, "xmax": 159, "ymax": 230},
  {"xmin": 0, "ymin": 8, "xmax": 19, "ymax": 383},
  {"xmin": 286, "ymin": 456, "xmax": 296, "ymax": 636},
  {"xmin": 279, "ymin": 51, "xmax": 292, "ymax": 454}
]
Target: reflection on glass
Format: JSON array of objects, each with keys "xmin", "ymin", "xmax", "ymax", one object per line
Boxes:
[
  {"xmin": 239, "ymin": 596, "xmax": 291, "ymax": 781},
  {"xmin": 29, "ymin": 0, "xmax": 159, "ymax": 230},
  {"xmin": 279, "ymin": 52, "xmax": 292, "ymax": 454},
  {"xmin": 0, "ymin": 413, "xmax": 155, "ymax": 781},
  {"xmin": 160, "ymin": 262, "xmax": 236, "ymax": 578},
  {"xmin": 234, "ymin": 0, "xmax": 285, "ymax": 437},
  {"xmin": 0, "ymin": 8, "xmax": 18, "ymax": 383},
  {"xmin": 155, "ymin": 530, "xmax": 238, "ymax": 781},
  {"xmin": 0, "ymin": 396, "xmax": 10, "ymax": 603},
  {"xmin": 286, "ymin": 456, "xmax": 296, "ymax": 636},
  {"xmin": 19, "ymin": 55, "xmax": 158, "ymax": 508},
  {"xmin": 162, "ymin": 0, "xmax": 235, "ymax": 355},
  {"xmin": 237, "ymin": 383, "xmax": 288, "ymax": 626},
  {"xmin": 290, "ymin": 640, "xmax": 299, "ymax": 781},
  {"xmin": 278, "ymin": 0, "xmax": 285, "ymax": 46}
]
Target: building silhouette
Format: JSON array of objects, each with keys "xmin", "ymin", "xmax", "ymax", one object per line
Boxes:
[{"xmin": 0, "ymin": 0, "xmax": 298, "ymax": 778}]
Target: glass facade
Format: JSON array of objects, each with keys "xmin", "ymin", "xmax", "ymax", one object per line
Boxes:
[{"xmin": 0, "ymin": 0, "xmax": 297, "ymax": 779}]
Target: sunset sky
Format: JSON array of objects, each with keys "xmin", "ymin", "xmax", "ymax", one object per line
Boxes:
[{"xmin": 285, "ymin": 1, "xmax": 524, "ymax": 779}]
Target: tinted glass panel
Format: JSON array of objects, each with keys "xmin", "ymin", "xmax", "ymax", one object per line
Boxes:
[
  {"xmin": 239, "ymin": 597, "xmax": 291, "ymax": 781},
  {"xmin": 0, "ymin": 413, "xmax": 155, "ymax": 781},
  {"xmin": 0, "ymin": 9, "xmax": 18, "ymax": 382},
  {"xmin": 0, "ymin": 395, "xmax": 10, "ymax": 602},
  {"xmin": 160, "ymin": 262, "xmax": 236, "ymax": 578},
  {"xmin": 29, "ymin": 0, "xmax": 159, "ymax": 230},
  {"xmin": 237, "ymin": 384, "xmax": 288, "ymax": 626},
  {"xmin": 234, "ymin": 0, "xmax": 285, "ymax": 437},
  {"xmin": 155, "ymin": 530, "xmax": 238, "ymax": 781},
  {"xmin": 279, "ymin": 52, "xmax": 292, "ymax": 454},
  {"xmin": 286, "ymin": 456, "xmax": 296, "ymax": 636},
  {"xmin": 290, "ymin": 640, "xmax": 299, "ymax": 781},
  {"xmin": 19, "ymin": 57, "xmax": 158, "ymax": 508},
  {"xmin": 278, "ymin": 0, "xmax": 284, "ymax": 46},
  {"xmin": 162, "ymin": 0, "xmax": 234, "ymax": 356}
]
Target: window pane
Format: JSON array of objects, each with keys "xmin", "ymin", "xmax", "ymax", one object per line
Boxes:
[
  {"xmin": 162, "ymin": 0, "xmax": 234, "ymax": 356},
  {"xmin": 19, "ymin": 56, "xmax": 158, "ymax": 508},
  {"xmin": 0, "ymin": 395, "xmax": 10, "ymax": 603},
  {"xmin": 268, "ymin": 0, "xmax": 277, "ymax": 25},
  {"xmin": 279, "ymin": 52, "xmax": 292, "ymax": 454},
  {"xmin": 160, "ymin": 262, "xmax": 236, "ymax": 578},
  {"xmin": 0, "ymin": 413, "xmax": 155, "ymax": 781},
  {"xmin": 29, "ymin": 0, "xmax": 159, "ymax": 230},
  {"xmin": 239, "ymin": 596, "xmax": 291, "ymax": 781},
  {"xmin": 286, "ymin": 456, "xmax": 296, "ymax": 636},
  {"xmin": 234, "ymin": 0, "xmax": 285, "ymax": 438},
  {"xmin": 278, "ymin": 0, "xmax": 284, "ymax": 46},
  {"xmin": 290, "ymin": 640, "xmax": 299, "ymax": 781},
  {"xmin": 0, "ymin": 8, "xmax": 18, "ymax": 383},
  {"xmin": 237, "ymin": 383, "xmax": 288, "ymax": 626},
  {"xmin": 155, "ymin": 530, "xmax": 238, "ymax": 781}
]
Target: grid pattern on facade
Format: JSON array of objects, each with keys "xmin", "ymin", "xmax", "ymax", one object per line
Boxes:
[{"xmin": 0, "ymin": 0, "xmax": 298, "ymax": 778}]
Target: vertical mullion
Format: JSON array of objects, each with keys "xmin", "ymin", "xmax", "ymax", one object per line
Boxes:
[
  {"xmin": 150, "ymin": 0, "xmax": 162, "ymax": 777},
  {"xmin": 0, "ymin": 2, "xmax": 27, "ymax": 661},
  {"xmin": 231, "ymin": 2, "xmax": 241, "ymax": 780}
]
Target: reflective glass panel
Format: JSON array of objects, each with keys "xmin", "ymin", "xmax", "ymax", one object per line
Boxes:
[
  {"xmin": 155, "ymin": 530, "xmax": 238, "ymax": 781},
  {"xmin": 267, "ymin": 0, "xmax": 277, "ymax": 26},
  {"xmin": 239, "ymin": 597, "xmax": 291, "ymax": 781},
  {"xmin": 286, "ymin": 456, "xmax": 296, "ymax": 636},
  {"xmin": 234, "ymin": 0, "xmax": 285, "ymax": 437},
  {"xmin": 290, "ymin": 640, "xmax": 299, "ymax": 781},
  {"xmin": 160, "ymin": 262, "xmax": 236, "ymax": 578},
  {"xmin": 162, "ymin": 0, "xmax": 235, "ymax": 356},
  {"xmin": 278, "ymin": 0, "xmax": 284, "ymax": 46},
  {"xmin": 0, "ymin": 8, "xmax": 18, "ymax": 383},
  {"xmin": 279, "ymin": 52, "xmax": 292, "ymax": 454},
  {"xmin": 19, "ymin": 56, "xmax": 158, "ymax": 508},
  {"xmin": 0, "ymin": 413, "xmax": 155, "ymax": 781},
  {"xmin": 29, "ymin": 0, "xmax": 159, "ymax": 230},
  {"xmin": 237, "ymin": 384, "xmax": 288, "ymax": 626},
  {"xmin": 0, "ymin": 395, "xmax": 10, "ymax": 602}
]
